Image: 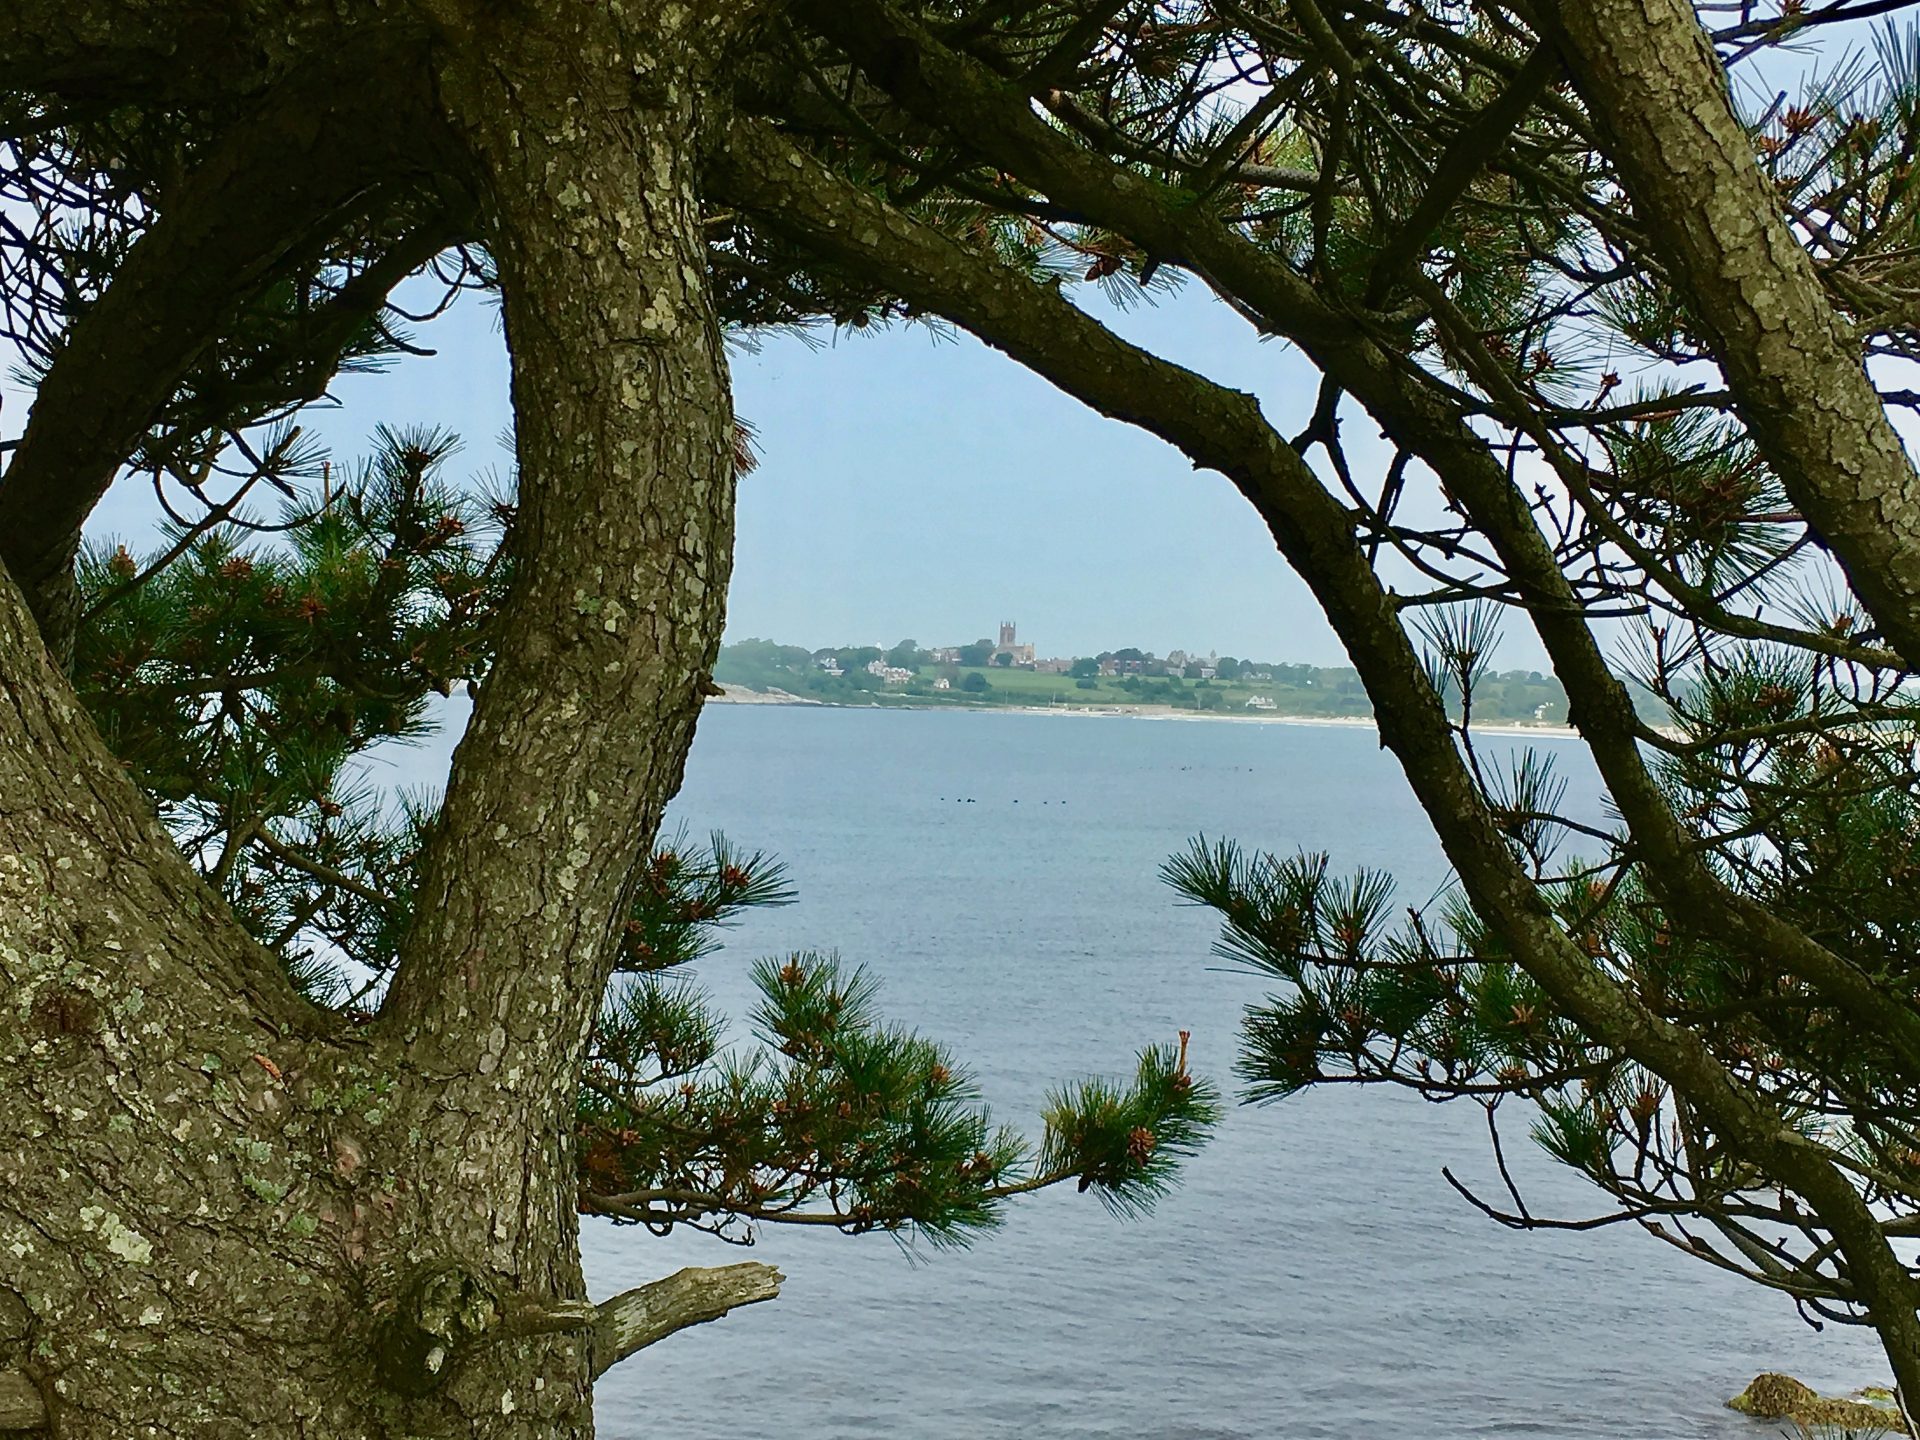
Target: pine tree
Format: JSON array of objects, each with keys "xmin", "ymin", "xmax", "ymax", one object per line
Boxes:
[{"xmin": 14, "ymin": 0, "xmax": 1920, "ymax": 1429}]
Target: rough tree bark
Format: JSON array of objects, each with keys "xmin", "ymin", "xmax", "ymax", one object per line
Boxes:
[
  {"xmin": 1538, "ymin": 0, "xmax": 1920, "ymax": 667},
  {"xmin": 1, "ymin": 2, "xmax": 765, "ymax": 1434}
]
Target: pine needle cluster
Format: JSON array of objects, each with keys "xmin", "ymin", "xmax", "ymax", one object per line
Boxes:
[{"xmin": 74, "ymin": 430, "xmax": 1218, "ymax": 1248}]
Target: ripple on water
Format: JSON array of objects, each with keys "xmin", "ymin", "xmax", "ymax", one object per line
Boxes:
[{"xmin": 568, "ymin": 707, "xmax": 1887, "ymax": 1439}]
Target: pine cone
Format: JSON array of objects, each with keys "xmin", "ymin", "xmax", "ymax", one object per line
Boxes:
[{"xmin": 1126, "ymin": 1126, "xmax": 1156, "ymax": 1165}]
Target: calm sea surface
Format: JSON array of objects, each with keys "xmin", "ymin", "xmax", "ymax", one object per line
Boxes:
[{"xmin": 568, "ymin": 704, "xmax": 1883, "ymax": 1439}]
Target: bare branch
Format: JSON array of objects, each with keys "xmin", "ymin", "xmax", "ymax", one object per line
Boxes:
[{"xmin": 590, "ymin": 1263, "xmax": 783, "ymax": 1378}]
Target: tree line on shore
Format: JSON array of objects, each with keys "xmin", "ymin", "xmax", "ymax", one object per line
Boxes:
[{"xmin": 716, "ymin": 636, "xmax": 1571, "ymax": 721}]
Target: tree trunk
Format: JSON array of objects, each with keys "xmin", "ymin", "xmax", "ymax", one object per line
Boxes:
[{"xmin": 1, "ymin": 5, "xmax": 743, "ymax": 1434}]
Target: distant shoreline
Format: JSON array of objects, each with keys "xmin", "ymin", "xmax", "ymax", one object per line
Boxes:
[{"xmin": 709, "ymin": 685, "xmax": 1583, "ymax": 741}]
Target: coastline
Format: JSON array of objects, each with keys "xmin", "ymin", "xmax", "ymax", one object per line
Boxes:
[{"xmin": 709, "ymin": 685, "xmax": 1583, "ymax": 741}]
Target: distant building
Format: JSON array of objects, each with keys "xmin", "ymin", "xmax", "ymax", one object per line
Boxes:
[
  {"xmin": 1198, "ymin": 666, "xmax": 1217, "ymax": 680},
  {"xmin": 817, "ymin": 657, "xmax": 843, "ymax": 677},
  {"xmin": 1167, "ymin": 649, "xmax": 1188, "ymax": 669},
  {"xmin": 990, "ymin": 620, "xmax": 1036, "ymax": 668},
  {"xmin": 1098, "ymin": 658, "xmax": 1119, "ymax": 677},
  {"xmin": 866, "ymin": 659, "xmax": 913, "ymax": 684},
  {"xmin": 933, "ymin": 676, "xmax": 951, "ymax": 691},
  {"xmin": 927, "ymin": 647, "xmax": 961, "ymax": 664},
  {"xmin": 1034, "ymin": 656, "xmax": 1071, "ymax": 674},
  {"xmin": 1246, "ymin": 695, "xmax": 1276, "ymax": 710}
]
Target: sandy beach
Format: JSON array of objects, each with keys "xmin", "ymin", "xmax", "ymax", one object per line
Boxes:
[{"xmin": 709, "ymin": 684, "xmax": 1583, "ymax": 741}]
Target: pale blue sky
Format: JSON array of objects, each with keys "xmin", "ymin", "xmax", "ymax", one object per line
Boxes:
[{"xmin": 296, "ymin": 284, "xmax": 1367, "ymax": 665}]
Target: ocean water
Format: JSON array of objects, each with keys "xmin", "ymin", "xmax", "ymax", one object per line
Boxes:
[{"xmin": 581, "ymin": 704, "xmax": 1885, "ymax": 1439}]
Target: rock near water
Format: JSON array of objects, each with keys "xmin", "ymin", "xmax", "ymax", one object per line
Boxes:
[{"xmin": 1729, "ymin": 1373, "xmax": 1909, "ymax": 1434}]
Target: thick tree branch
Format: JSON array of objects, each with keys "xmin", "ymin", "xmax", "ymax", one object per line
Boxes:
[
  {"xmin": 795, "ymin": 0, "xmax": 1920, "ymax": 1092},
  {"xmin": 0, "ymin": 528, "xmax": 308, "ymax": 1026},
  {"xmin": 1538, "ymin": 0, "xmax": 1920, "ymax": 668},
  {"xmin": 590, "ymin": 1263, "xmax": 782, "ymax": 1378},
  {"xmin": 714, "ymin": 113, "xmax": 1920, "ymax": 1395},
  {"xmin": 372, "ymin": 10, "xmax": 764, "ymax": 1273},
  {"xmin": 0, "ymin": 0, "xmax": 421, "ymax": 106},
  {"xmin": 0, "ymin": 49, "xmax": 452, "ymax": 658},
  {"xmin": 0, "ymin": 1, "xmax": 258, "ymax": 97}
]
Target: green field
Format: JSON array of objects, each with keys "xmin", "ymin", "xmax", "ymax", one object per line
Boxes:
[{"xmin": 919, "ymin": 666, "xmax": 1365, "ymax": 713}]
